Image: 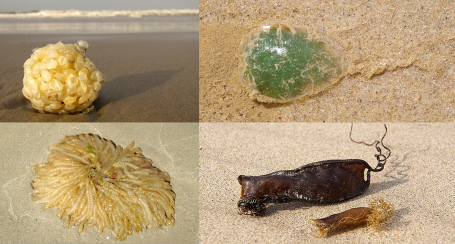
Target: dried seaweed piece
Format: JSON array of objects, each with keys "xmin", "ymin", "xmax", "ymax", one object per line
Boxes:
[
  {"xmin": 237, "ymin": 125, "xmax": 390, "ymax": 216},
  {"xmin": 309, "ymin": 198, "xmax": 395, "ymax": 237}
]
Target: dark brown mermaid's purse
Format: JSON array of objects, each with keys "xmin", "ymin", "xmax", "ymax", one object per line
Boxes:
[{"xmin": 238, "ymin": 125, "xmax": 390, "ymax": 216}]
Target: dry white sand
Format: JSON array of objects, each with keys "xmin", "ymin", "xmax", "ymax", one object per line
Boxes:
[
  {"xmin": 199, "ymin": 0, "xmax": 455, "ymax": 122},
  {"xmin": 199, "ymin": 123, "xmax": 455, "ymax": 243}
]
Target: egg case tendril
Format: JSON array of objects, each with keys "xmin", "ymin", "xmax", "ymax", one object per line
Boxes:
[{"xmin": 237, "ymin": 125, "xmax": 390, "ymax": 216}]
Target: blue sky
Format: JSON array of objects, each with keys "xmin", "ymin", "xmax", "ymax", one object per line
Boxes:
[{"xmin": 1, "ymin": 0, "xmax": 199, "ymax": 12}]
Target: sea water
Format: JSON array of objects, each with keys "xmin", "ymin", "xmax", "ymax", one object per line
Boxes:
[{"xmin": 0, "ymin": 10, "xmax": 198, "ymax": 34}]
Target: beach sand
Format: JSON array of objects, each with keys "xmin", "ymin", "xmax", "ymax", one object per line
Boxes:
[
  {"xmin": 199, "ymin": 123, "xmax": 455, "ymax": 243},
  {"xmin": 0, "ymin": 32, "xmax": 198, "ymax": 122},
  {"xmin": 0, "ymin": 123, "xmax": 199, "ymax": 243},
  {"xmin": 199, "ymin": 0, "xmax": 455, "ymax": 122}
]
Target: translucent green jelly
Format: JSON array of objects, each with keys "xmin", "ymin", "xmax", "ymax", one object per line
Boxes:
[{"xmin": 238, "ymin": 22, "xmax": 343, "ymax": 103}]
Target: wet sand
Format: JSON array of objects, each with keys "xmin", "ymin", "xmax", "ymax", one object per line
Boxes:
[
  {"xmin": 199, "ymin": 123, "xmax": 455, "ymax": 243},
  {"xmin": 199, "ymin": 0, "xmax": 455, "ymax": 122},
  {"xmin": 0, "ymin": 32, "xmax": 198, "ymax": 122},
  {"xmin": 0, "ymin": 123, "xmax": 199, "ymax": 243}
]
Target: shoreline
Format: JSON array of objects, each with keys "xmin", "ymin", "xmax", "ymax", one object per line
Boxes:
[{"xmin": 0, "ymin": 16, "xmax": 199, "ymax": 34}]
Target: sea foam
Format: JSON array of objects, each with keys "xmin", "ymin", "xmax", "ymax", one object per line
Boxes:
[{"xmin": 0, "ymin": 9, "xmax": 198, "ymax": 18}]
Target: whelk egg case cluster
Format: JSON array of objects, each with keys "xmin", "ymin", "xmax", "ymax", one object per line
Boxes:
[{"xmin": 22, "ymin": 40, "xmax": 106, "ymax": 114}]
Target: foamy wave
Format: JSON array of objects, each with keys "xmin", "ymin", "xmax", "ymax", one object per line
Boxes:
[{"xmin": 0, "ymin": 9, "xmax": 198, "ymax": 18}]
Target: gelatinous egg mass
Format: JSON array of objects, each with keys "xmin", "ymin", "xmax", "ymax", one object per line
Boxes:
[
  {"xmin": 22, "ymin": 40, "xmax": 106, "ymax": 114},
  {"xmin": 238, "ymin": 22, "xmax": 344, "ymax": 103}
]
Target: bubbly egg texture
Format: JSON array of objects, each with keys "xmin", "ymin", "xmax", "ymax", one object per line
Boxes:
[
  {"xmin": 238, "ymin": 21, "xmax": 344, "ymax": 103},
  {"xmin": 22, "ymin": 40, "xmax": 106, "ymax": 114}
]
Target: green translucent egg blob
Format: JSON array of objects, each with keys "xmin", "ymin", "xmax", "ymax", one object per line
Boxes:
[{"xmin": 238, "ymin": 21, "xmax": 344, "ymax": 103}]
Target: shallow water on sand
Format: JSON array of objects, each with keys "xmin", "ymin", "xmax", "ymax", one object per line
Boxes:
[{"xmin": 0, "ymin": 15, "xmax": 198, "ymax": 34}]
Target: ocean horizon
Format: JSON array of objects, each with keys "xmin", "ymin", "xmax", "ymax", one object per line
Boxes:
[{"xmin": 0, "ymin": 9, "xmax": 198, "ymax": 33}]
